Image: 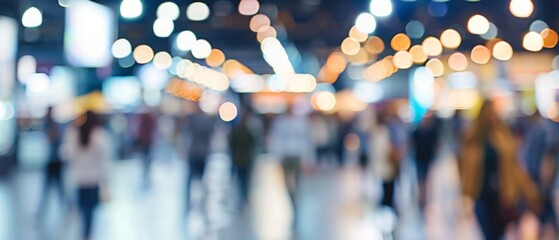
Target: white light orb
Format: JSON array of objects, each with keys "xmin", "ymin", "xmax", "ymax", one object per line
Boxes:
[
  {"xmin": 192, "ymin": 39, "xmax": 212, "ymax": 59},
  {"xmin": 111, "ymin": 38, "xmax": 132, "ymax": 59},
  {"xmin": 120, "ymin": 0, "xmax": 143, "ymax": 19},
  {"xmin": 355, "ymin": 13, "xmax": 377, "ymax": 34},
  {"xmin": 22, "ymin": 7, "xmax": 42, "ymax": 28},
  {"xmin": 187, "ymin": 2, "xmax": 210, "ymax": 21}
]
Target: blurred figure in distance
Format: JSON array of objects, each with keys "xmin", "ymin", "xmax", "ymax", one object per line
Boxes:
[
  {"xmin": 268, "ymin": 106, "xmax": 313, "ymax": 230},
  {"xmin": 412, "ymin": 110, "xmax": 441, "ymax": 209},
  {"xmin": 61, "ymin": 111, "xmax": 112, "ymax": 240},
  {"xmin": 460, "ymin": 101, "xmax": 540, "ymax": 240},
  {"xmin": 137, "ymin": 108, "xmax": 157, "ymax": 188},
  {"xmin": 184, "ymin": 105, "xmax": 215, "ymax": 212},
  {"xmin": 229, "ymin": 107, "xmax": 256, "ymax": 208},
  {"xmin": 37, "ymin": 107, "xmax": 66, "ymax": 217}
]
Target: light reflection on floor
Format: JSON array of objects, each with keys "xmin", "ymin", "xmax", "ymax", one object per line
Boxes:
[{"xmin": 1, "ymin": 153, "xmax": 414, "ymax": 240}]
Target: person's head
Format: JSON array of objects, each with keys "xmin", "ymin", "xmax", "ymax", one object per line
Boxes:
[
  {"xmin": 466, "ymin": 100, "xmax": 507, "ymax": 142},
  {"xmin": 79, "ymin": 111, "xmax": 99, "ymax": 147}
]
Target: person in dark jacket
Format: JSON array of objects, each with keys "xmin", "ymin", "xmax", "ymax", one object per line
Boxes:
[{"xmin": 229, "ymin": 110, "xmax": 256, "ymax": 207}]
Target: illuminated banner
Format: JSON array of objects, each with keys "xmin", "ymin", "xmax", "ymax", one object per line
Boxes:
[{"xmin": 65, "ymin": 0, "xmax": 115, "ymax": 68}]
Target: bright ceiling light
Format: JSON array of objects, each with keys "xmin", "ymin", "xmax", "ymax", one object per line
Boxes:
[
  {"xmin": 187, "ymin": 2, "xmax": 210, "ymax": 21},
  {"xmin": 153, "ymin": 17, "xmax": 174, "ymax": 38},
  {"xmin": 238, "ymin": 0, "xmax": 260, "ymax": 16},
  {"xmin": 370, "ymin": 0, "xmax": 393, "ymax": 17},
  {"xmin": 22, "ymin": 7, "xmax": 42, "ymax": 28},
  {"xmin": 111, "ymin": 38, "xmax": 132, "ymax": 58},
  {"xmin": 355, "ymin": 13, "xmax": 377, "ymax": 34},
  {"xmin": 120, "ymin": 0, "xmax": 143, "ymax": 19},
  {"xmin": 157, "ymin": 2, "xmax": 180, "ymax": 21},
  {"xmin": 510, "ymin": 0, "xmax": 534, "ymax": 18},
  {"xmin": 522, "ymin": 31, "xmax": 543, "ymax": 52},
  {"xmin": 192, "ymin": 39, "xmax": 212, "ymax": 59},
  {"xmin": 176, "ymin": 30, "xmax": 197, "ymax": 51},
  {"xmin": 467, "ymin": 14, "xmax": 490, "ymax": 35}
]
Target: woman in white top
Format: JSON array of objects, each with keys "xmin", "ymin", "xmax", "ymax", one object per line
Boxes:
[{"xmin": 61, "ymin": 111, "xmax": 112, "ymax": 240}]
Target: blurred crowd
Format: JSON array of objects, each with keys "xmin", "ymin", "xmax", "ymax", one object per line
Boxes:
[{"xmin": 6, "ymin": 98, "xmax": 559, "ymax": 240}]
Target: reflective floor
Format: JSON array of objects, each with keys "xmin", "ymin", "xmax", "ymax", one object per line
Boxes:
[{"xmin": 0, "ymin": 150, "xmax": 532, "ymax": 240}]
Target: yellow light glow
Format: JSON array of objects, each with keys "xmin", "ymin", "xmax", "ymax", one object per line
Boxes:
[
  {"xmin": 422, "ymin": 37, "xmax": 443, "ymax": 56},
  {"xmin": 470, "ymin": 45, "xmax": 491, "ymax": 64},
  {"xmin": 467, "ymin": 15, "xmax": 490, "ymax": 35},
  {"xmin": 250, "ymin": 14, "xmax": 270, "ymax": 32},
  {"xmin": 541, "ymin": 28, "xmax": 558, "ymax": 48},
  {"xmin": 349, "ymin": 26, "xmax": 368, "ymax": 43},
  {"xmin": 509, "ymin": 0, "xmax": 534, "ymax": 18},
  {"xmin": 133, "ymin": 45, "xmax": 154, "ymax": 64},
  {"xmin": 523, "ymin": 31, "xmax": 544, "ymax": 52},
  {"xmin": 426, "ymin": 58, "xmax": 444, "ymax": 77},
  {"xmin": 492, "ymin": 41, "xmax": 513, "ymax": 61},
  {"xmin": 391, "ymin": 33, "xmax": 411, "ymax": 51},
  {"xmin": 365, "ymin": 36, "xmax": 385, "ymax": 54},
  {"xmin": 448, "ymin": 52, "xmax": 468, "ymax": 71},
  {"xmin": 326, "ymin": 52, "xmax": 348, "ymax": 74},
  {"xmin": 341, "ymin": 37, "xmax": 361, "ymax": 56},
  {"xmin": 313, "ymin": 91, "xmax": 337, "ymax": 111},
  {"xmin": 409, "ymin": 45, "xmax": 427, "ymax": 64},
  {"xmin": 393, "ymin": 51, "xmax": 413, "ymax": 69},
  {"xmin": 347, "ymin": 48, "xmax": 369, "ymax": 65},
  {"xmin": 219, "ymin": 102, "xmax": 238, "ymax": 122},
  {"xmin": 206, "ymin": 49, "xmax": 226, "ymax": 67},
  {"xmin": 440, "ymin": 29, "xmax": 462, "ymax": 49}
]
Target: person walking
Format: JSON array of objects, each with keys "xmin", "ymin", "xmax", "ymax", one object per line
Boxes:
[{"xmin": 62, "ymin": 111, "xmax": 112, "ymax": 240}]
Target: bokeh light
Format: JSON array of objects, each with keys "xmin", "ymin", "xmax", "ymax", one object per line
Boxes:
[
  {"xmin": 176, "ymin": 30, "xmax": 197, "ymax": 51},
  {"xmin": 530, "ymin": 20, "xmax": 549, "ymax": 33},
  {"xmin": 406, "ymin": 20, "xmax": 425, "ymax": 39},
  {"xmin": 522, "ymin": 32, "xmax": 543, "ymax": 52},
  {"xmin": 133, "ymin": 45, "xmax": 154, "ymax": 64},
  {"xmin": 153, "ymin": 51, "xmax": 172, "ymax": 70},
  {"xmin": 426, "ymin": 58, "xmax": 444, "ymax": 77},
  {"xmin": 448, "ymin": 52, "xmax": 468, "ymax": 71},
  {"xmin": 369, "ymin": 0, "xmax": 393, "ymax": 17},
  {"xmin": 206, "ymin": 49, "xmax": 226, "ymax": 67},
  {"xmin": 393, "ymin": 51, "xmax": 413, "ymax": 69},
  {"xmin": 157, "ymin": 2, "xmax": 180, "ymax": 21},
  {"xmin": 541, "ymin": 28, "xmax": 559, "ymax": 48},
  {"xmin": 250, "ymin": 14, "xmax": 271, "ymax": 32},
  {"xmin": 467, "ymin": 14, "xmax": 490, "ymax": 35},
  {"xmin": 111, "ymin": 38, "xmax": 132, "ymax": 59},
  {"xmin": 440, "ymin": 29, "xmax": 461, "ymax": 49},
  {"xmin": 238, "ymin": 0, "xmax": 260, "ymax": 16},
  {"xmin": 219, "ymin": 102, "xmax": 238, "ymax": 122},
  {"xmin": 349, "ymin": 27, "xmax": 368, "ymax": 43},
  {"xmin": 422, "ymin": 37, "xmax": 443, "ymax": 56},
  {"xmin": 341, "ymin": 37, "xmax": 360, "ymax": 56},
  {"xmin": 187, "ymin": 2, "xmax": 210, "ymax": 21},
  {"xmin": 492, "ymin": 41, "xmax": 513, "ymax": 61},
  {"xmin": 365, "ymin": 36, "xmax": 385, "ymax": 54},
  {"xmin": 153, "ymin": 17, "xmax": 174, "ymax": 38},
  {"xmin": 22, "ymin": 7, "xmax": 42, "ymax": 28},
  {"xmin": 313, "ymin": 91, "xmax": 337, "ymax": 111},
  {"xmin": 510, "ymin": 0, "xmax": 534, "ymax": 18},
  {"xmin": 470, "ymin": 45, "xmax": 491, "ymax": 64},
  {"xmin": 391, "ymin": 33, "xmax": 411, "ymax": 51},
  {"xmin": 120, "ymin": 0, "xmax": 143, "ymax": 19},
  {"xmin": 409, "ymin": 45, "xmax": 428, "ymax": 64},
  {"xmin": 256, "ymin": 26, "xmax": 277, "ymax": 42},
  {"xmin": 192, "ymin": 39, "xmax": 212, "ymax": 59},
  {"xmin": 480, "ymin": 22, "xmax": 498, "ymax": 40},
  {"xmin": 355, "ymin": 13, "xmax": 377, "ymax": 34}
]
